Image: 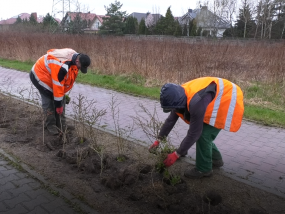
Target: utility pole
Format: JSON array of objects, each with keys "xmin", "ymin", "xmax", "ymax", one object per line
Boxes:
[{"xmin": 52, "ymin": 0, "xmax": 71, "ymax": 20}]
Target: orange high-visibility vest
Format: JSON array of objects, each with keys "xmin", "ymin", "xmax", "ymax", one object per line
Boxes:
[
  {"xmin": 177, "ymin": 77, "xmax": 244, "ymax": 132},
  {"xmin": 31, "ymin": 48, "xmax": 79, "ymax": 102}
]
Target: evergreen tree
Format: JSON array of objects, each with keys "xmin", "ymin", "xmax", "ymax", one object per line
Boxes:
[
  {"xmin": 14, "ymin": 16, "xmax": 22, "ymax": 24},
  {"xmin": 43, "ymin": 13, "xmax": 58, "ymax": 27},
  {"xmin": 154, "ymin": 6, "xmax": 178, "ymax": 35},
  {"xmin": 154, "ymin": 16, "xmax": 165, "ymax": 34},
  {"xmin": 42, "ymin": 13, "xmax": 59, "ymax": 32},
  {"xmin": 138, "ymin": 18, "xmax": 148, "ymax": 35},
  {"xmin": 29, "ymin": 14, "xmax": 37, "ymax": 25},
  {"xmin": 164, "ymin": 6, "xmax": 176, "ymax": 35},
  {"xmin": 271, "ymin": 0, "xmax": 285, "ymax": 39},
  {"xmin": 99, "ymin": 0, "xmax": 127, "ymax": 35},
  {"xmin": 153, "ymin": 6, "xmax": 182, "ymax": 36},
  {"xmin": 124, "ymin": 16, "xmax": 138, "ymax": 34},
  {"xmin": 235, "ymin": 1, "xmax": 255, "ymax": 38},
  {"xmin": 197, "ymin": 27, "xmax": 202, "ymax": 36},
  {"xmin": 189, "ymin": 19, "xmax": 197, "ymax": 36},
  {"xmin": 68, "ymin": 13, "xmax": 87, "ymax": 34},
  {"xmin": 223, "ymin": 26, "xmax": 235, "ymax": 37},
  {"xmin": 173, "ymin": 22, "xmax": 182, "ymax": 36}
]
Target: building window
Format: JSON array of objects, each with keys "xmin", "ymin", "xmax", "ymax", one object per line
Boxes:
[{"xmin": 95, "ymin": 21, "xmax": 99, "ymax": 29}]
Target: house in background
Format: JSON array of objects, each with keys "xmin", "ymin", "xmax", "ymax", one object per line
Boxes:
[
  {"xmin": 0, "ymin": 12, "xmax": 61, "ymax": 31},
  {"xmin": 178, "ymin": 6, "xmax": 231, "ymax": 37},
  {"xmin": 63, "ymin": 12, "xmax": 107, "ymax": 34},
  {"xmin": 128, "ymin": 12, "xmax": 162, "ymax": 25}
]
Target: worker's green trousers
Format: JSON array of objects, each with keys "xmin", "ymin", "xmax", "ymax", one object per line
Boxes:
[{"xmin": 196, "ymin": 123, "xmax": 222, "ymax": 172}]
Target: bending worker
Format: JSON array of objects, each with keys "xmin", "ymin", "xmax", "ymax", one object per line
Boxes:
[
  {"xmin": 149, "ymin": 77, "xmax": 244, "ymax": 178},
  {"xmin": 30, "ymin": 48, "xmax": 91, "ymax": 135}
]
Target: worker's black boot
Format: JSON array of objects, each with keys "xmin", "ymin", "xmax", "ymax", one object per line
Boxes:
[{"xmin": 46, "ymin": 111, "xmax": 59, "ymax": 135}]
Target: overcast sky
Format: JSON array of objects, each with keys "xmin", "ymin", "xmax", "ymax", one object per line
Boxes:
[{"xmin": 0, "ymin": 0, "xmax": 198, "ymax": 20}]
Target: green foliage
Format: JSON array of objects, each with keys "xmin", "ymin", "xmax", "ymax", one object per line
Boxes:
[
  {"xmin": 65, "ymin": 95, "xmax": 71, "ymax": 104},
  {"xmin": 70, "ymin": 13, "xmax": 87, "ymax": 34},
  {"xmin": 15, "ymin": 16, "xmax": 22, "ymax": 24},
  {"xmin": 189, "ymin": 19, "xmax": 197, "ymax": 36},
  {"xmin": 154, "ymin": 7, "xmax": 182, "ymax": 36},
  {"xmin": 43, "ymin": 13, "xmax": 58, "ymax": 27},
  {"xmin": 116, "ymin": 155, "xmax": 126, "ymax": 162},
  {"xmin": 163, "ymin": 170, "xmax": 181, "ymax": 186},
  {"xmin": 61, "ymin": 13, "xmax": 87, "ymax": 34},
  {"xmin": 29, "ymin": 15, "xmax": 37, "ymax": 25},
  {"xmin": 138, "ymin": 18, "xmax": 148, "ymax": 35},
  {"xmin": 99, "ymin": 0, "xmax": 127, "ymax": 35},
  {"xmin": 197, "ymin": 27, "xmax": 202, "ymax": 36},
  {"xmin": 234, "ymin": 2, "xmax": 255, "ymax": 38},
  {"xmin": 223, "ymin": 27, "xmax": 235, "ymax": 37},
  {"xmin": 42, "ymin": 13, "xmax": 59, "ymax": 32},
  {"xmin": 155, "ymin": 162, "xmax": 166, "ymax": 173},
  {"xmin": 124, "ymin": 16, "xmax": 138, "ymax": 34}
]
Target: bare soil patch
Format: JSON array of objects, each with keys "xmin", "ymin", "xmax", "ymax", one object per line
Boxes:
[{"xmin": 0, "ymin": 93, "xmax": 285, "ymax": 214}]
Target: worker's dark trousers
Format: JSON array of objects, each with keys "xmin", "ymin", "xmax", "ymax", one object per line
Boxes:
[
  {"xmin": 40, "ymin": 91, "xmax": 66, "ymax": 130},
  {"xmin": 30, "ymin": 71, "xmax": 66, "ymax": 134},
  {"xmin": 196, "ymin": 123, "xmax": 222, "ymax": 172}
]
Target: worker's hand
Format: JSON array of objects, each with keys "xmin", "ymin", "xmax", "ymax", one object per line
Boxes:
[
  {"xmin": 56, "ymin": 106, "xmax": 63, "ymax": 115},
  {"xmin": 149, "ymin": 140, "xmax": 160, "ymax": 153},
  {"xmin": 163, "ymin": 151, "xmax": 179, "ymax": 167}
]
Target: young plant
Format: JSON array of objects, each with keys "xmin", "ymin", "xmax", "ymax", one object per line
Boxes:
[
  {"xmin": 109, "ymin": 94, "xmax": 134, "ymax": 161},
  {"xmin": 89, "ymin": 144, "xmax": 106, "ymax": 177},
  {"xmin": 163, "ymin": 169, "xmax": 181, "ymax": 186}
]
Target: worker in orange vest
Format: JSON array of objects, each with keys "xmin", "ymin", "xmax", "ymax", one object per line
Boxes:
[
  {"xmin": 149, "ymin": 77, "xmax": 244, "ymax": 178},
  {"xmin": 30, "ymin": 48, "xmax": 91, "ymax": 135}
]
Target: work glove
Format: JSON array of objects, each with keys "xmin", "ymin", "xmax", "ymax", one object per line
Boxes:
[
  {"xmin": 149, "ymin": 140, "xmax": 160, "ymax": 153},
  {"xmin": 56, "ymin": 106, "xmax": 64, "ymax": 115},
  {"xmin": 163, "ymin": 151, "xmax": 180, "ymax": 167}
]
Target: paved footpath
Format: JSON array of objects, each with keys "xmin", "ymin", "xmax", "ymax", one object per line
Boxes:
[
  {"xmin": 0, "ymin": 67, "xmax": 285, "ymax": 203},
  {"xmin": 0, "ymin": 149, "xmax": 97, "ymax": 214}
]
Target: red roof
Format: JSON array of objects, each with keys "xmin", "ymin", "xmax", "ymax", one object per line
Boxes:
[
  {"xmin": 67, "ymin": 12, "xmax": 96, "ymax": 21},
  {"xmin": 67, "ymin": 12, "xmax": 106, "ymax": 24}
]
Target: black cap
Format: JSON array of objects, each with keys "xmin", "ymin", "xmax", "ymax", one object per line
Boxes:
[{"xmin": 79, "ymin": 54, "xmax": 90, "ymax": 73}]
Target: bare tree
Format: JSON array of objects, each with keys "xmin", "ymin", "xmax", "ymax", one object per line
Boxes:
[
  {"xmin": 255, "ymin": 0, "xmax": 275, "ymax": 39},
  {"xmin": 197, "ymin": 0, "xmax": 235, "ymax": 37}
]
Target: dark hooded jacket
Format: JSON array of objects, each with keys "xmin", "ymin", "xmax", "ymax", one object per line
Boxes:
[
  {"xmin": 159, "ymin": 82, "xmax": 216, "ymax": 156},
  {"xmin": 160, "ymin": 83, "xmax": 187, "ymax": 109}
]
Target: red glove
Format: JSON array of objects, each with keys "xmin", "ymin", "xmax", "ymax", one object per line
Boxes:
[
  {"xmin": 149, "ymin": 140, "xmax": 160, "ymax": 153},
  {"xmin": 163, "ymin": 152, "xmax": 179, "ymax": 167},
  {"xmin": 56, "ymin": 106, "xmax": 63, "ymax": 115}
]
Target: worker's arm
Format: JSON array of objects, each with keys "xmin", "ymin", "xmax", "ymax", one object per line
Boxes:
[
  {"xmin": 176, "ymin": 93, "xmax": 213, "ymax": 156},
  {"xmin": 158, "ymin": 110, "xmax": 179, "ymax": 140}
]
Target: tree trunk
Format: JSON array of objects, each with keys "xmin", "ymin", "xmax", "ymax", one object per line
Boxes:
[
  {"xmin": 281, "ymin": 20, "xmax": 285, "ymax": 39},
  {"xmin": 268, "ymin": 21, "xmax": 272, "ymax": 39},
  {"xmin": 254, "ymin": 22, "xmax": 259, "ymax": 39},
  {"xmin": 244, "ymin": 20, "xmax": 247, "ymax": 38}
]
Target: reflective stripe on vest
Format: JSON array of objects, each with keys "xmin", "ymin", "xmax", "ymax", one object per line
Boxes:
[
  {"xmin": 31, "ymin": 66, "xmax": 53, "ymax": 92},
  {"xmin": 209, "ymin": 78, "xmax": 224, "ymax": 127},
  {"xmin": 225, "ymin": 82, "xmax": 237, "ymax": 131},
  {"xmin": 180, "ymin": 77, "xmax": 244, "ymax": 132},
  {"xmin": 209, "ymin": 78, "xmax": 238, "ymax": 131},
  {"xmin": 44, "ymin": 55, "xmax": 69, "ymax": 87},
  {"xmin": 54, "ymin": 95, "xmax": 64, "ymax": 101}
]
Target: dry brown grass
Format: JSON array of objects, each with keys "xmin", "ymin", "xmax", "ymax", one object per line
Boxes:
[{"xmin": 0, "ymin": 31, "xmax": 285, "ymax": 86}]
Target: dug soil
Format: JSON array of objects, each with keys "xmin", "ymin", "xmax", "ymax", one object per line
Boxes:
[{"xmin": 0, "ymin": 93, "xmax": 285, "ymax": 214}]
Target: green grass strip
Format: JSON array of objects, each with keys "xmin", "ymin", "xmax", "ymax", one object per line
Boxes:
[{"xmin": 0, "ymin": 58, "xmax": 33, "ymax": 72}]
